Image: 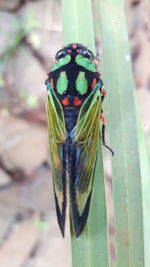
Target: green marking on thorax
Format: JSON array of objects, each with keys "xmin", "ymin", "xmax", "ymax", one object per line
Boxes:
[
  {"xmin": 51, "ymin": 55, "xmax": 71, "ymax": 71},
  {"xmin": 76, "ymin": 72, "xmax": 88, "ymax": 95},
  {"xmin": 75, "ymin": 55, "xmax": 96, "ymax": 72},
  {"xmin": 57, "ymin": 71, "xmax": 68, "ymax": 94}
]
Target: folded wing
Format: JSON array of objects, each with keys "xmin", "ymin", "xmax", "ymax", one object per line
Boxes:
[
  {"xmin": 69, "ymin": 83, "xmax": 101, "ymax": 237},
  {"xmin": 47, "ymin": 82, "xmax": 67, "ymax": 236}
]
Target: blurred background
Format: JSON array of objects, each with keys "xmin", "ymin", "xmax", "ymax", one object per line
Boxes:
[{"xmin": 0, "ymin": 0, "xmax": 149, "ymax": 266}]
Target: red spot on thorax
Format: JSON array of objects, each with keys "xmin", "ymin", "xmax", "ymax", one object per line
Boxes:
[
  {"xmin": 93, "ymin": 59, "xmax": 99, "ymax": 65},
  {"xmin": 73, "ymin": 97, "xmax": 82, "ymax": 106},
  {"xmin": 68, "ymin": 49, "xmax": 72, "ymax": 53},
  {"xmin": 72, "ymin": 43, "xmax": 77, "ymax": 49},
  {"xmin": 100, "ymin": 113, "xmax": 106, "ymax": 125},
  {"xmin": 62, "ymin": 97, "xmax": 69, "ymax": 106},
  {"xmin": 91, "ymin": 78, "xmax": 97, "ymax": 89},
  {"xmin": 50, "ymin": 77, "xmax": 54, "ymax": 88}
]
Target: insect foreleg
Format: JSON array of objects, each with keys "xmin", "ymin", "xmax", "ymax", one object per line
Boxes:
[
  {"xmin": 100, "ymin": 104, "xmax": 114, "ymax": 156},
  {"xmin": 101, "ymin": 123, "xmax": 114, "ymax": 156},
  {"xmin": 100, "ymin": 87, "xmax": 106, "ymax": 103}
]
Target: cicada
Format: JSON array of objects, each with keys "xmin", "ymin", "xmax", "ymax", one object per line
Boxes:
[{"xmin": 45, "ymin": 43, "xmax": 113, "ymax": 238}]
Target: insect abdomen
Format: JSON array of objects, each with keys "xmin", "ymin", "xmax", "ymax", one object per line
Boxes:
[{"xmin": 64, "ymin": 107, "xmax": 79, "ymax": 133}]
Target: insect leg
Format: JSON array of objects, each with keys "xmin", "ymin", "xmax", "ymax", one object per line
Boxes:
[
  {"xmin": 100, "ymin": 113, "xmax": 114, "ymax": 156},
  {"xmin": 100, "ymin": 87, "xmax": 106, "ymax": 114},
  {"xmin": 100, "ymin": 87, "xmax": 106, "ymax": 103},
  {"xmin": 102, "ymin": 124, "xmax": 114, "ymax": 156}
]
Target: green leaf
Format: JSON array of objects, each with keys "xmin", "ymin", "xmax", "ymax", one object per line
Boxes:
[
  {"xmin": 62, "ymin": 0, "xmax": 95, "ymax": 53},
  {"xmin": 0, "ymin": 73, "xmax": 5, "ymax": 87},
  {"xmin": 61, "ymin": 0, "xmax": 110, "ymax": 266},
  {"xmin": 136, "ymin": 101, "xmax": 150, "ymax": 267},
  {"xmin": 94, "ymin": 0, "xmax": 145, "ymax": 266}
]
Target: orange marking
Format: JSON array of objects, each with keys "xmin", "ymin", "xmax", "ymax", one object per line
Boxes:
[
  {"xmin": 73, "ymin": 97, "xmax": 82, "ymax": 106},
  {"xmin": 101, "ymin": 88, "xmax": 106, "ymax": 96},
  {"xmin": 93, "ymin": 59, "xmax": 99, "ymax": 65},
  {"xmin": 50, "ymin": 77, "xmax": 54, "ymax": 88},
  {"xmin": 62, "ymin": 97, "xmax": 69, "ymax": 106},
  {"xmin": 100, "ymin": 113, "xmax": 106, "ymax": 125},
  {"xmin": 91, "ymin": 78, "xmax": 97, "ymax": 89}
]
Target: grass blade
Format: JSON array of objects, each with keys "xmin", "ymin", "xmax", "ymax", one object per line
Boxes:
[
  {"xmin": 94, "ymin": 0, "xmax": 145, "ymax": 266},
  {"xmin": 136, "ymin": 102, "xmax": 150, "ymax": 267},
  {"xmin": 61, "ymin": 0, "xmax": 95, "ymax": 52},
  {"xmin": 61, "ymin": 0, "xmax": 110, "ymax": 266}
]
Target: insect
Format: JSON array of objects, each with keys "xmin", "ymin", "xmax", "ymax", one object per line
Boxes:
[{"xmin": 45, "ymin": 43, "xmax": 114, "ymax": 238}]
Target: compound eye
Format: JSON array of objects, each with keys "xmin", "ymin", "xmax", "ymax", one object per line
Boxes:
[
  {"xmin": 55, "ymin": 49, "xmax": 66, "ymax": 60},
  {"xmin": 80, "ymin": 49, "xmax": 94, "ymax": 60},
  {"xmin": 85, "ymin": 50, "xmax": 94, "ymax": 60}
]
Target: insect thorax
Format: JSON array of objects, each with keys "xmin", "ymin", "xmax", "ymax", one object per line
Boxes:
[{"xmin": 47, "ymin": 45, "xmax": 101, "ymax": 133}]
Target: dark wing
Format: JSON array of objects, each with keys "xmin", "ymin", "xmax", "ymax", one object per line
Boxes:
[
  {"xmin": 46, "ymin": 81, "xmax": 67, "ymax": 236},
  {"xmin": 69, "ymin": 83, "xmax": 101, "ymax": 237}
]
